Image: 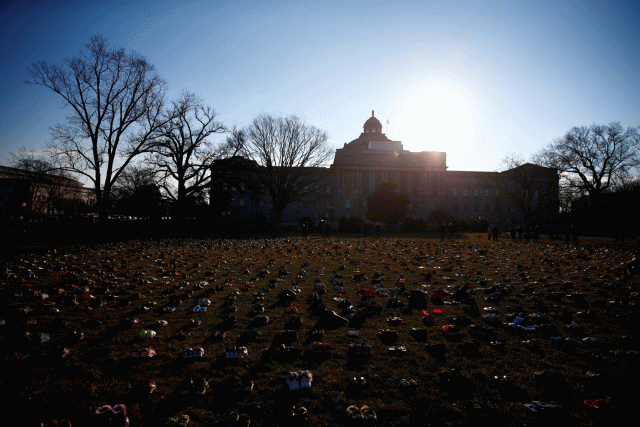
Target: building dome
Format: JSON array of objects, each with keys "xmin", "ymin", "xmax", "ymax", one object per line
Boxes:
[{"xmin": 363, "ymin": 110, "xmax": 382, "ymax": 134}]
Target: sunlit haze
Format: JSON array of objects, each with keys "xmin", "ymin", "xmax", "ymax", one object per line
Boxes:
[{"xmin": 2, "ymin": 0, "xmax": 639, "ymax": 175}]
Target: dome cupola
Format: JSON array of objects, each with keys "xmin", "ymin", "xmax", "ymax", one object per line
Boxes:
[{"xmin": 363, "ymin": 110, "xmax": 382, "ymax": 134}]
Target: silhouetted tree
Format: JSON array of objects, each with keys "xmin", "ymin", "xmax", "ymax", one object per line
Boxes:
[
  {"xmin": 112, "ymin": 165, "xmax": 163, "ymax": 219},
  {"xmin": 538, "ymin": 123, "xmax": 639, "ymax": 206},
  {"xmin": 240, "ymin": 114, "xmax": 332, "ymax": 227},
  {"xmin": 27, "ymin": 35, "xmax": 167, "ymax": 222},
  {"xmin": 149, "ymin": 91, "xmax": 237, "ymax": 219}
]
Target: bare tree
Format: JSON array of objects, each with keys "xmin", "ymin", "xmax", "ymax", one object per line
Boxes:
[
  {"xmin": 112, "ymin": 164, "xmax": 163, "ymax": 219},
  {"xmin": 538, "ymin": 123, "xmax": 639, "ymax": 205},
  {"xmin": 148, "ymin": 91, "xmax": 231, "ymax": 219},
  {"xmin": 26, "ymin": 35, "xmax": 166, "ymax": 222},
  {"xmin": 493, "ymin": 154, "xmax": 559, "ymax": 226},
  {"xmin": 241, "ymin": 114, "xmax": 333, "ymax": 227}
]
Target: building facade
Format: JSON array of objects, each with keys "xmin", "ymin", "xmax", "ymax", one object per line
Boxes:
[{"xmin": 213, "ymin": 111, "xmax": 559, "ymax": 229}]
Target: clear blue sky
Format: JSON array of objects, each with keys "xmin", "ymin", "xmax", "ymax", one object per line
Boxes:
[{"xmin": 2, "ymin": 0, "xmax": 639, "ymax": 174}]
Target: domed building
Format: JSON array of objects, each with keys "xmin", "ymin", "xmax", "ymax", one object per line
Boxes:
[
  {"xmin": 329, "ymin": 111, "xmax": 559, "ymax": 228},
  {"xmin": 213, "ymin": 111, "xmax": 559, "ymax": 230}
]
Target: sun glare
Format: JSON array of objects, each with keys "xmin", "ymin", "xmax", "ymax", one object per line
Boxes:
[{"xmin": 392, "ymin": 81, "xmax": 476, "ymax": 160}]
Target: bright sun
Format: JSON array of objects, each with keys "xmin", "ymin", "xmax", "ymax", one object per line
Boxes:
[{"xmin": 392, "ymin": 81, "xmax": 476, "ymax": 160}]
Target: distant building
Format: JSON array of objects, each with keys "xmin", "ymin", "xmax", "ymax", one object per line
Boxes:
[
  {"xmin": 211, "ymin": 111, "xmax": 559, "ymax": 229},
  {"xmin": 0, "ymin": 165, "xmax": 95, "ymax": 217}
]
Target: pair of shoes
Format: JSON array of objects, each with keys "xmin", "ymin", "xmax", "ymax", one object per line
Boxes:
[
  {"xmin": 292, "ymin": 405, "xmax": 308, "ymax": 417},
  {"xmin": 388, "ymin": 346, "xmax": 407, "ymax": 354},
  {"xmin": 387, "ymin": 316, "xmax": 402, "ymax": 326},
  {"xmin": 309, "ymin": 342, "xmax": 332, "ymax": 354},
  {"xmin": 287, "ymin": 370, "xmax": 312, "ymax": 390},
  {"xmin": 347, "ymin": 405, "xmax": 376, "ymax": 422},
  {"xmin": 348, "ymin": 376, "xmax": 368, "ymax": 391},
  {"xmin": 132, "ymin": 348, "xmax": 155, "ymax": 358},
  {"xmin": 348, "ymin": 342, "xmax": 373, "ymax": 357},
  {"xmin": 442, "ymin": 325, "xmax": 460, "ymax": 336},
  {"xmin": 139, "ymin": 330, "xmax": 156, "ymax": 339},
  {"xmin": 94, "ymin": 404, "xmax": 129, "ymax": 427},
  {"xmin": 183, "ymin": 346, "xmax": 204, "ymax": 358},
  {"xmin": 226, "ymin": 346, "xmax": 248, "ymax": 359},
  {"xmin": 192, "ymin": 305, "xmax": 207, "ymax": 312},
  {"xmin": 165, "ymin": 415, "xmax": 189, "ymax": 427},
  {"xmin": 400, "ymin": 378, "xmax": 418, "ymax": 391},
  {"xmin": 286, "ymin": 305, "xmax": 298, "ymax": 313}
]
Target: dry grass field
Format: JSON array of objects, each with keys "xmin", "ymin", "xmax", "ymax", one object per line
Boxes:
[{"xmin": 1, "ymin": 232, "xmax": 638, "ymax": 427}]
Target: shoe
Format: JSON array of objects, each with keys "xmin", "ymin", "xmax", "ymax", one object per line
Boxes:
[
  {"xmin": 237, "ymin": 346, "xmax": 248, "ymax": 358},
  {"xmin": 442, "ymin": 325, "xmax": 460, "ymax": 336},
  {"xmin": 139, "ymin": 378, "xmax": 156, "ymax": 394},
  {"xmin": 179, "ymin": 374, "xmax": 193, "ymax": 394},
  {"xmin": 300, "ymin": 370, "xmax": 313, "ymax": 388},
  {"xmin": 361, "ymin": 405, "xmax": 377, "ymax": 422},
  {"xmin": 140, "ymin": 348, "xmax": 155, "ymax": 357},
  {"xmin": 523, "ymin": 339, "xmax": 540, "ymax": 348},
  {"xmin": 193, "ymin": 377, "xmax": 209, "ymax": 395},
  {"xmin": 131, "ymin": 349, "xmax": 141, "ymax": 358},
  {"xmin": 287, "ymin": 372, "xmax": 300, "ymax": 390},
  {"xmin": 347, "ymin": 405, "xmax": 363, "ymax": 420},
  {"xmin": 191, "ymin": 346, "xmax": 204, "ymax": 357},
  {"xmin": 183, "ymin": 347, "xmax": 192, "ymax": 358},
  {"xmin": 292, "ymin": 406, "xmax": 308, "ymax": 417},
  {"xmin": 112, "ymin": 404, "xmax": 129, "ymax": 427}
]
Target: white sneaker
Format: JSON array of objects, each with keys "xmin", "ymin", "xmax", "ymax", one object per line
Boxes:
[{"xmin": 300, "ymin": 371, "xmax": 313, "ymax": 388}]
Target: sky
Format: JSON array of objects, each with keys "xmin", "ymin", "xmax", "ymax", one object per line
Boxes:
[{"xmin": 1, "ymin": 0, "xmax": 639, "ymax": 176}]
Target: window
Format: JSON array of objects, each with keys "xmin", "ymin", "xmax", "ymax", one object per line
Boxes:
[
  {"xmin": 363, "ymin": 200, "xmax": 367, "ymax": 208},
  {"xmin": 485, "ymin": 204, "xmax": 491, "ymax": 212},
  {"xmin": 463, "ymin": 188, "xmax": 468, "ymax": 197},
  {"xmin": 346, "ymin": 200, "xmax": 351, "ymax": 209},
  {"xmin": 474, "ymin": 204, "xmax": 479, "ymax": 213}
]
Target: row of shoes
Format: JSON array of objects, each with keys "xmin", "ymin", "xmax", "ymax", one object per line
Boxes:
[{"xmin": 287, "ymin": 370, "xmax": 313, "ymax": 390}]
